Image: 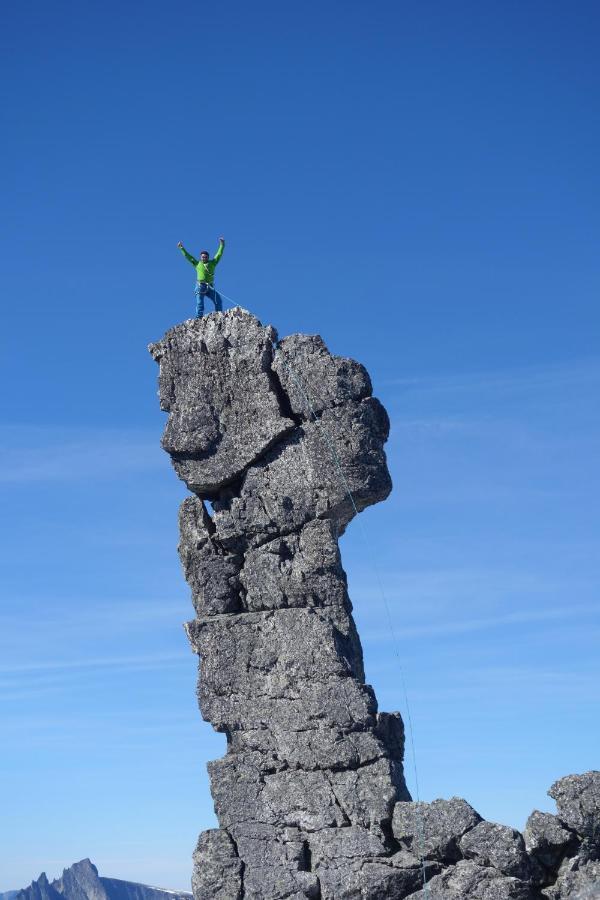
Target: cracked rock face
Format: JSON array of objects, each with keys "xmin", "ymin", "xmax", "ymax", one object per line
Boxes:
[
  {"xmin": 548, "ymin": 773, "xmax": 600, "ymax": 843},
  {"xmin": 151, "ymin": 310, "xmax": 600, "ymax": 899},
  {"xmin": 392, "ymin": 798, "xmax": 482, "ymax": 864},
  {"xmin": 405, "ymin": 859, "xmax": 533, "ymax": 900},
  {"xmin": 149, "ymin": 313, "xmax": 296, "ymax": 494},
  {"xmin": 152, "ymin": 309, "xmax": 408, "ymax": 899}
]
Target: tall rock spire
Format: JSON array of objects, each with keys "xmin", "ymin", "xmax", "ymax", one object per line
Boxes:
[
  {"xmin": 150, "ymin": 309, "xmax": 414, "ymax": 899},
  {"xmin": 150, "ymin": 309, "xmax": 600, "ymax": 899}
]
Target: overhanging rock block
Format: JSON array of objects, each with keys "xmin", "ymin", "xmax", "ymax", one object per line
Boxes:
[{"xmin": 149, "ymin": 310, "xmax": 296, "ymax": 494}]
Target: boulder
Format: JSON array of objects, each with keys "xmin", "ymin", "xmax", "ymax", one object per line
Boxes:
[
  {"xmin": 459, "ymin": 821, "xmax": 531, "ymax": 881},
  {"xmin": 549, "ymin": 772, "xmax": 600, "ymax": 842},
  {"xmin": 524, "ymin": 810, "xmax": 578, "ymax": 884},
  {"xmin": 406, "ymin": 859, "xmax": 533, "ymax": 899},
  {"xmin": 393, "ymin": 797, "xmax": 482, "ymax": 863}
]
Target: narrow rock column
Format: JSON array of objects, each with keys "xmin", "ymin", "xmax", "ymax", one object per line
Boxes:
[{"xmin": 150, "ymin": 309, "xmax": 413, "ymax": 900}]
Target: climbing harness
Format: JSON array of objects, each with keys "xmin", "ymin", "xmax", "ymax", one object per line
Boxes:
[{"xmin": 195, "ymin": 281, "xmax": 223, "ymax": 317}]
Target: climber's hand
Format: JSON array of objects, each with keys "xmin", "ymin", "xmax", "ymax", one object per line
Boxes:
[
  {"xmin": 219, "ymin": 237, "xmax": 225, "ymax": 243},
  {"xmin": 177, "ymin": 241, "xmax": 183, "ymax": 247}
]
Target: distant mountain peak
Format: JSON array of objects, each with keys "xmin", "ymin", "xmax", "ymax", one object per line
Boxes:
[
  {"xmin": 66, "ymin": 863, "xmax": 96, "ymax": 877},
  {"xmin": 14, "ymin": 862, "xmax": 190, "ymax": 900}
]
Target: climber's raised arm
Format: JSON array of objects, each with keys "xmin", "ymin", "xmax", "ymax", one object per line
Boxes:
[
  {"xmin": 214, "ymin": 237, "xmax": 225, "ymax": 265},
  {"xmin": 178, "ymin": 241, "xmax": 199, "ymax": 267}
]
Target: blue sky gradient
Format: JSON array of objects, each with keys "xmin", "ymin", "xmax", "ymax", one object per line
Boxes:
[{"xmin": 1, "ymin": 0, "xmax": 599, "ymax": 890}]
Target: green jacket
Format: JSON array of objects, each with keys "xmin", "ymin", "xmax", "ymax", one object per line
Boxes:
[{"xmin": 179, "ymin": 241, "xmax": 224, "ymax": 284}]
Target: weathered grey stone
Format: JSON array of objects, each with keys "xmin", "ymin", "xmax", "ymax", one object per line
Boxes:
[
  {"xmin": 207, "ymin": 750, "xmax": 405, "ymax": 836},
  {"xmin": 549, "ymin": 772, "xmax": 600, "ymax": 842},
  {"xmin": 150, "ymin": 313, "xmax": 417, "ymax": 897},
  {"xmin": 229, "ymin": 724, "xmax": 395, "ymax": 773},
  {"xmin": 357, "ymin": 865, "xmax": 424, "ymax": 900},
  {"xmin": 308, "ymin": 831, "xmax": 438, "ymax": 899},
  {"xmin": 406, "ymin": 859, "xmax": 533, "ymax": 899},
  {"xmin": 149, "ymin": 310, "xmax": 295, "ymax": 494},
  {"xmin": 229, "ymin": 822, "xmax": 306, "ymax": 868},
  {"xmin": 393, "ymin": 797, "xmax": 482, "ymax": 863},
  {"xmin": 190, "ymin": 611, "xmax": 369, "ymax": 733},
  {"xmin": 359, "ymin": 853, "xmax": 441, "ymax": 900},
  {"xmin": 211, "ymin": 399, "xmax": 391, "ymax": 551},
  {"xmin": 524, "ymin": 810, "xmax": 578, "ymax": 882},
  {"xmin": 227, "ymin": 823, "xmax": 319, "ymax": 900},
  {"xmin": 309, "ymin": 825, "xmax": 386, "ymax": 898},
  {"xmin": 272, "ymin": 333, "xmax": 372, "ymax": 419},
  {"xmin": 201, "ymin": 672, "xmax": 377, "ymax": 735},
  {"xmin": 327, "ymin": 756, "xmax": 411, "ymax": 836},
  {"xmin": 242, "ymin": 868, "xmax": 319, "ymax": 900},
  {"xmin": 239, "ymin": 519, "xmax": 349, "ymax": 612},
  {"xmin": 318, "ymin": 861, "xmax": 421, "ymax": 900},
  {"xmin": 308, "ymin": 824, "xmax": 388, "ymax": 864},
  {"xmin": 459, "ymin": 821, "xmax": 531, "ymax": 881},
  {"xmin": 178, "ymin": 496, "xmax": 242, "ymax": 616},
  {"xmin": 191, "ymin": 829, "xmax": 242, "ymax": 900},
  {"xmin": 185, "ymin": 608, "xmax": 375, "ymax": 734},
  {"xmin": 375, "ymin": 711, "xmax": 406, "ymax": 763},
  {"xmin": 542, "ymin": 859, "xmax": 600, "ymax": 899}
]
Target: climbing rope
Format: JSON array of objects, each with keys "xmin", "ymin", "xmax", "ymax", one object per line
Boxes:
[{"xmin": 201, "ymin": 291, "xmax": 430, "ymax": 894}]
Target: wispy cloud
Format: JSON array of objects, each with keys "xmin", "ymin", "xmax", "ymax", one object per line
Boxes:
[
  {"xmin": 388, "ymin": 415, "xmax": 600, "ymax": 456},
  {"xmin": 0, "ymin": 652, "xmax": 196, "ymax": 703},
  {"xmin": 379, "ymin": 358, "xmax": 600, "ymax": 464},
  {"xmin": 351, "ymin": 565, "xmax": 570, "ymax": 601},
  {"xmin": 3, "ymin": 710, "xmax": 197, "ymax": 731},
  {"xmin": 381, "ymin": 358, "xmax": 600, "ymax": 395},
  {"xmin": 0, "ymin": 425, "xmax": 164, "ymax": 484},
  {"xmin": 0, "ymin": 597, "xmax": 191, "ymax": 631},
  {"xmin": 358, "ymin": 601, "xmax": 599, "ymax": 642},
  {"xmin": 346, "ymin": 564, "xmax": 600, "ymax": 623},
  {"xmin": 0, "ymin": 652, "xmax": 189, "ymax": 676}
]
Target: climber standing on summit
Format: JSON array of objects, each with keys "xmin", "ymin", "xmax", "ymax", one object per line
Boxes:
[{"xmin": 177, "ymin": 237, "xmax": 225, "ymax": 317}]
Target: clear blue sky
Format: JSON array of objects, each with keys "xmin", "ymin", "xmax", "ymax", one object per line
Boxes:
[{"xmin": 1, "ymin": 0, "xmax": 599, "ymax": 890}]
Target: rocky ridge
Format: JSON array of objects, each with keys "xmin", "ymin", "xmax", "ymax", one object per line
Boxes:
[
  {"xmin": 14, "ymin": 860, "xmax": 191, "ymax": 900},
  {"xmin": 150, "ymin": 308, "xmax": 600, "ymax": 899}
]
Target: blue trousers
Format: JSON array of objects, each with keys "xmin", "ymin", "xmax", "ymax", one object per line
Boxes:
[{"xmin": 195, "ymin": 282, "xmax": 222, "ymax": 317}]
